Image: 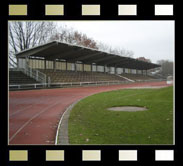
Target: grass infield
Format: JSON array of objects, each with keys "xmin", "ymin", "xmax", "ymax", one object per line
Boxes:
[{"xmin": 68, "ymin": 86, "xmax": 173, "ymax": 144}]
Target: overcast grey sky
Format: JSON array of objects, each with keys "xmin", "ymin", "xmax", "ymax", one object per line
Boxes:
[{"xmin": 57, "ymin": 21, "xmax": 174, "ymax": 63}]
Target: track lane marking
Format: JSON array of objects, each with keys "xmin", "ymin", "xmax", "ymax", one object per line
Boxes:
[
  {"xmin": 9, "ymin": 105, "xmax": 33, "ymax": 117},
  {"xmin": 9, "ymin": 100, "xmax": 61, "ymax": 142},
  {"xmin": 9, "ymin": 97, "xmax": 54, "ymax": 117}
]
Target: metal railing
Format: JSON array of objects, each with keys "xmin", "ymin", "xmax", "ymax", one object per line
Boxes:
[
  {"xmin": 9, "ymin": 79, "xmax": 166, "ymax": 90},
  {"xmin": 21, "ymin": 66, "xmax": 47, "ymax": 84},
  {"xmin": 9, "ymin": 80, "xmax": 128, "ymax": 90},
  {"xmin": 9, "ymin": 60, "xmax": 47, "ymax": 84}
]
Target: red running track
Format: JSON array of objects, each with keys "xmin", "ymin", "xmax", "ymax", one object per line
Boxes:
[{"xmin": 9, "ymin": 81, "xmax": 170, "ymax": 145}]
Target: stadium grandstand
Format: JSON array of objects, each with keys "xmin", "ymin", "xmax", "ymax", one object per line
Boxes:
[{"xmin": 9, "ymin": 40, "xmax": 162, "ymax": 90}]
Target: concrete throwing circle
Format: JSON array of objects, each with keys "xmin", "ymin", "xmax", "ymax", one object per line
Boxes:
[{"xmin": 107, "ymin": 106, "xmax": 148, "ymax": 112}]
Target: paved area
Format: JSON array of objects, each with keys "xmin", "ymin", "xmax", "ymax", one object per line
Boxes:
[
  {"xmin": 107, "ymin": 106, "xmax": 148, "ymax": 112},
  {"xmin": 9, "ymin": 81, "xmax": 170, "ymax": 145}
]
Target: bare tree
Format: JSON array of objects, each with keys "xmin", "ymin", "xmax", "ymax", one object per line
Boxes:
[
  {"xmin": 157, "ymin": 60, "xmax": 174, "ymax": 76},
  {"xmin": 136, "ymin": 57, "xmax": 151, "ymax": 63},
  {"xmin": 47, "ymin": 23, "xmax": 134, "ymax": 57},
  {"xmin": 49, "ymin": 25, "xmax": 98, "ymax": 49},
  {"xmin": 9, "ymin": 21, "xmax": 134, "ymax": 66},
  {"xmin": 9, "ymin": 21, "xmax": 56, "ymax": 61},
  {"xmin": 97, "ymin": 42, "xmax": 134, "ymax": 57}
]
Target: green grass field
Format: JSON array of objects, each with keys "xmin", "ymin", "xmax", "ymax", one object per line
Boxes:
[{"xmin": 68, "ymin": 86, "xmax": 173, "ymax": 144}]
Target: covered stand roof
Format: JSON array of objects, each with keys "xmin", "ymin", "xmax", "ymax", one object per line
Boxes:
[{"xmin": 16, "ymin": 41, "xmax": 160, "ymax": 70}]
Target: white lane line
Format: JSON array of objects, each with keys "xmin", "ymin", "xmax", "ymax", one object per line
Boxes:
[
  {"xmin": 9, "ymin": 105, "xmax": 33, "ymax": 117},
  {"xmin": 9, "ymin": 100, "xmax": 61, "ymax": 142}
]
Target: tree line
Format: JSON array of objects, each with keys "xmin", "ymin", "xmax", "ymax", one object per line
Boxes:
[
  {"xmin": 9, "ymin": 21, "xmax": 134, "ymax": 62},
  {"xmin": 157, "ymin": 60, "xmax": 174, "ymax": 76}
]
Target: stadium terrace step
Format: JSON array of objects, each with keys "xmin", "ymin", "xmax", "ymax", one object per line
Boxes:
[
  {"xmin": 38, "ymin": 70, "xmax": 127, "ymax": 83},
  {"xmin": 9, "ymin": 71, "xmax": 39, "ymax": 85}
]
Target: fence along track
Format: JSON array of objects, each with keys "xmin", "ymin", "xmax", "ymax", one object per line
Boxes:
[{"xmin": 9, "ymin": 79, "xmax": 165, "ymax": 91}]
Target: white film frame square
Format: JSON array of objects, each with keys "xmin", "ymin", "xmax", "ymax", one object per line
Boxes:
[
  {"xmin": 45, "ymin": 5, "xmax": 64, "ymax": 15},
  {"xmin": 9, "ymin": 5, "xmax": 28, "ymax": 16},
  {"xmin": 82, "ymin": 150, "xmax": 101, "ymax": 161},
  {"xmin": 155, "ymin": 150, "xmax": 174, "ymax": 161},
  {"xmin": 82, "ymin": 5, "xmax": 100, "ymax": 16},
  {"xmin": 9, "ymin": 150, "xmax": 28, "ymax": 161},
  {"xmin": 155, "ymin": 5, "xmax": 174, "ymax": 16},
  {"xmin": 119, "ymin": 150, "xmax": 138, "ymax": 161},
  {"xmin": 118, "ymin": 5, "xmax": 137, "ymax": 16},
  {"xmin": 46, "ymin": 150, "xmax": 64, "ymax": 161}
]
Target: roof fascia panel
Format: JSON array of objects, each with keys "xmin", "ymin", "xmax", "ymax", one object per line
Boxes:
[{"xmin": 16, "ymin": 42, "xmax": 56, "ymax": 58}]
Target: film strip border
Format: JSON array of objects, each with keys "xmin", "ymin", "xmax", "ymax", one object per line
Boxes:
[
  {"xmin": 7, "ymin": 3, "xmax": 175, "ymax": 18},
  {"xmin": 8, "ymin": 149, "xmax": 175, "ymax": 162},
  {"xmin": 4, "ymin": 1, "xmax": 178, "ymax": 166}
]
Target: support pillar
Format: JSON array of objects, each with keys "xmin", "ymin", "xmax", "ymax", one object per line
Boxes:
[
  {"xmin": 83, "ymin": 63, "xmax": 84, "ymax": 72},
  {"xmin": 104, "ymin": 65, "xmax": 106, "ymax": 73},
  {"xmin": 66, "ymin": 61, "xmax": 67, "ymax": 71},
  {"xmin": 109, "ymin": 67, "xmax": 111, "ymax": 74},
  {"xmin": 91, "ymin": 64, "xmax": 93, "ymax": 72},
  {"xmin": 114, "ymin": 65, "xmax": 118, "ymax": 74},
  {"xmin": 53, "ymin": 59, "xmax": 56, "ymax": 71},
  {"xmin": 25, "ymin": 56, "xmax": 29, "ymax": 69},
  {"xmin": 75, "ymin": 62, "xmax": 77, "ymax": 72},
  {"xmin": 44, "ymin": 59, "xmax": 47, "ymax": 70},
  {"xmin": 129, "ymin": 69, "xmax": 131, "ymax": 74},
  {"xmin": 17, "ymin": 58, "xmax": 19, "ymax": 68}
]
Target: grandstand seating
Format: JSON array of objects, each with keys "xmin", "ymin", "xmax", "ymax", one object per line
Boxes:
[
  {"xmin": 9, "ymin": 71, "xmax": 39, "ymax": 85},
  {"xmin": 38, "ymin": 69, "xmax": 127, "ymax": 83},
  {"xmin": 119, "ymin": 73, "xmax": 155, "ymax": 81},
  {"xmin": 9, "ymin": 69, "xmax": 159, "ymax": 86}
]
